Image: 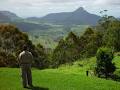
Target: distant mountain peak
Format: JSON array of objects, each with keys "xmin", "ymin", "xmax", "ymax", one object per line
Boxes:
[
  {"xmin": 39, "ymin": 6, "xmax": 101, "ymax": 25},
  {"xmin": 74, "ymin": 7, "xmax": 86, "ymax": 12}
]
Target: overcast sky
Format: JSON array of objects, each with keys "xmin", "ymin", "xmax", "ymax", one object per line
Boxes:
[{"xmin": 0, "ymin": 0, "xmax": 120, "ymax": 17}]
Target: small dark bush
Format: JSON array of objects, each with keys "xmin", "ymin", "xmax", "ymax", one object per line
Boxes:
[{"xmin": 95, "ymin": 47, "xmax": 116, "ymax": 78}]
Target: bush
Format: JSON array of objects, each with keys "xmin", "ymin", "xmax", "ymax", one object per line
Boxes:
[
  {"xmin": 0, "ymin": 50, "xmax": 18, "ymax": 67},
  {"xmin": 95, "ymin": 47, "xmax": 116, "ymax": 78}
]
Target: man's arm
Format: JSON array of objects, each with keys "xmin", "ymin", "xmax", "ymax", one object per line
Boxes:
[
  {"xmin": 18, "ymin": 54, "xmax": 22, "ymax": 66},
  {"xmin": 29, "ymin": 52, "xmax": 33, "ymax": 64}
]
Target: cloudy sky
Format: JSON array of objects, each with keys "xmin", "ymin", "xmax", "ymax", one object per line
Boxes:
[{"xmin": 0, "ymin": 0, "xmax": 120, "ymax": 17}]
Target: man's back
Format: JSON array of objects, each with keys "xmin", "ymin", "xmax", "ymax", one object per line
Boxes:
[{"xmin": 19, "ymin": 51, "xmax": 33, "ymax": 65}]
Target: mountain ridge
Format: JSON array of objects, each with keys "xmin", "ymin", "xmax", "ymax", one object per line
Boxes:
[
  {"xmin": 0, "ymin": 7, "xmax": 101, "ymax": 25},
  {"xmin": 0, "ymin": 7, "xmax": 101, "ymax": 31},
  {"xmin": 0, "ymin": 11, "xmax": 21, "ymax": 22},
  {"xmin": 27, "ymin": 7, "xmax": 101, "ymax": 25}
]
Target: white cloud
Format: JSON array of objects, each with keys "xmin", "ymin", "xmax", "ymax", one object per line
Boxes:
[
  {"xmin": 93, "ymin": 0, "xmax": 120, "ymax": 6},
  {"xmin": 0, "ymin": 0, "xmax": 120, "ymax": 17}
]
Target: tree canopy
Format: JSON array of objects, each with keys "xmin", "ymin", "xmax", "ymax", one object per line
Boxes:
[{"xmin": 0, "ymin": 24, "xmax": 48, "ymax": 68}]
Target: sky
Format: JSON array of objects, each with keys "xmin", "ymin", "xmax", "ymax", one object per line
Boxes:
[{"xmin": 0, "ymin": 0, "xmax": 120, "ymax": 18}]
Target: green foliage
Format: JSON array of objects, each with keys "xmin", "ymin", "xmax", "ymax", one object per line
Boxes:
[
  {"xmin": 98, "ymin": 10, "xmax": 117, "ymax": 32},
  {"xmin": 103, "ymin": 20, "xmax": 120, "ymax": 51},
  {"xmin": 52, "ymin": 32, "xmax": 80, "ymax": 67},
  {"xmin": 0, "ymin": 50, "xmax": 17, "ymax": 67},
  {"xmin": 52, "ymin": 28, "xmax": 103, "ymax": 67},
  {"xmin": 95, "ymin": 47, "xmax": 116, "ymax": 78},
  {"xmin": 0, "ymin": 24, "xmax": 29, "ymax": 67},
  {"xmin": 0, "ymin": 24, "xmax": 48, "ymax": 68},
  {"xmin": 79, "ymin": 28, "xmax": 103, "ymax": 57},
  {"xmin": 34, "ymin": 43, "xmax": 49, "ymax": 69},
  {"xmin": 97, "ymin": 14, "xmax": 120, "ymax": 52}
]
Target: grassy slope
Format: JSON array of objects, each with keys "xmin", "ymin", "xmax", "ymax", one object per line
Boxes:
[
  {"xmin": 0, "ymin": 68, "xmax": 120, "ymax": 90},
  {"xmin": 0, "ymin": 56, "xmax": 120, "ymax": 90}
]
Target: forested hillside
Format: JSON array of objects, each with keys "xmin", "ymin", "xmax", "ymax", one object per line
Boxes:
[{"xmin": 0, "ymin": 24, "xmax": 48, "ymax": 68}]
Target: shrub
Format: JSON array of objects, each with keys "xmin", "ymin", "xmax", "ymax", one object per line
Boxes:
[{"xmin": 95, "ymin": 47, "xmax": 116, "ymax": 78}]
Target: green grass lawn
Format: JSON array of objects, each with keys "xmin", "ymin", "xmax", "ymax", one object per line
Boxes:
[
  {"xmin": 0, "ymin": 56, "xmax": 120, "ymax": 90},
  {"xmin": 0, "ymin": 67, "xmax": 120, "ymax": 90}
]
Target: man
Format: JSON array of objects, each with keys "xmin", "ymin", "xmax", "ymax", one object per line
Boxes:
[{"xmin": 18, "ymin": 45, "xmax": 33, "ymax": 88}]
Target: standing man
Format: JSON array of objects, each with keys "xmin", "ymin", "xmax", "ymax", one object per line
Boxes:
[{"xmin": 18, "ymin": 45, "xmax": 33, "ymax": 88}]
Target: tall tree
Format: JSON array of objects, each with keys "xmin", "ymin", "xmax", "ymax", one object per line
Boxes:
[
  {"xmin": 103, "ymin": 20, "xmax": 120, "ymax": 51},
  {"xmin": 95, "ymin": 47, "xmax": 116, "ymax": 78},
  {"xmin": 79, "ymin": 28, "xmax": 102, "ymax": 57},
  {"xmin": 52, "ymin": 32, "xmax": 80, "ymax": 67}
]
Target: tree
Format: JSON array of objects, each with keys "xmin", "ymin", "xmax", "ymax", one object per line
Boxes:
[
  {"xmin": 95, "ymin": 47, "xmax": 116, "ymax": 78},
  {"xmin": 34, "ymin": 43, "xmax": 49, "ymax": 69},
  {"xmin": 103, "ymin": 20, "xmax": 120, "ymax": 52},
  {"xmin": 97, "ymin": 10, "xmax": 117, "ymax": 33},
  {"xmin": 52, "ymin": 39, "xmax": 67, "ymax": 67},
  {"xmin": 99, "ymin": 10, "xmax": 110, "ymax": 30},
  {"xmin": 96, "ymin": 10, "xmax": 120, "ymax": 52},
  {"xmin": 52, "ymin": 32, "xmax": 80, "ymax": 67},
  {"xmin": 85, "ymin": 31, "xmax": 103, "ymax": 57},
  {"xmin": 79, "ymin": 28, "xmax": 103, "ymax": 57}
]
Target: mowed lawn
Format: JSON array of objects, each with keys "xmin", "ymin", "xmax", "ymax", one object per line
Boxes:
[{"xmin": 0, "ymin": 67, "xmax": 120, "ymax": 90}]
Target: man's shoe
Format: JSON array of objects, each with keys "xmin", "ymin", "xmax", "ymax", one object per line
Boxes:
[
  {"xmin": 23, "ymin": 86, "xmax": 27, "ymax": 88},
  {"xmin": 29, "ymin": 84, "xmax": 33, "ymax": 88}
]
